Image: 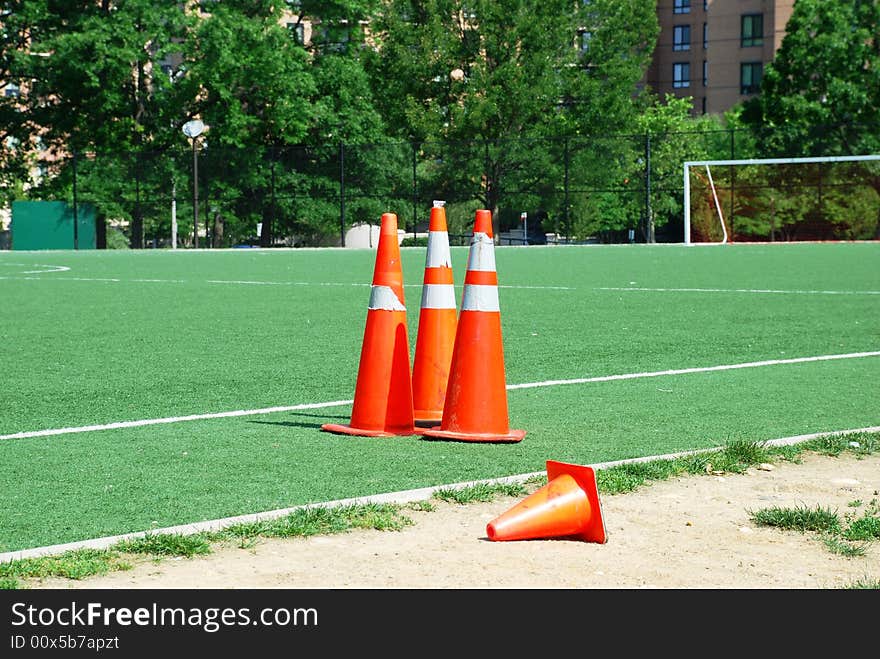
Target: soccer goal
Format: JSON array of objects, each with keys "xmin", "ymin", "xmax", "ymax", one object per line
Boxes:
[{"xmin": 683, "ymin": 154, "xmax": 880, "ymax": 244}]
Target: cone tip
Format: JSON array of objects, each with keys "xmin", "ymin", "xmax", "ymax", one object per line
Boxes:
[
  {"xmin": 474, "ymin": 209, "xmax": 493, "ymax": 238},
  {"xmin": 381, "ymin": 212, "xmax": 398, "ymax": 234},
  {"xmin": 429, "ymin": 205, "xmax": 448, "ymax": 231}
]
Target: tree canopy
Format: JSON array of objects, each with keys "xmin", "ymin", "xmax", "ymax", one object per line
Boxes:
[{"xmin": 741, "ymin": 0, "xmax": 880, "ymax": 157}]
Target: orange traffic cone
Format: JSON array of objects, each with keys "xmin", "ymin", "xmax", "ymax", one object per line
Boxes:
[
  {"xmin": 420, "ymin": 209, "xmax": 525, "ymax": 443},
  {"xmin": 321, "ymin": 212, "xmax": 416, "ymax": 437},
  {"xmin": 412, "ymin": 200, "xmax": 458, "ymax": 426},
  {"xmin": 486, "ymin": 460, "xmax": 607, "ymax": 543}
]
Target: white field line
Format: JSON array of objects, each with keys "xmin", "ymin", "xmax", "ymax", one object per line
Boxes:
[
  {"xmin": 2, "ymin": 270, "xmax": 873, "ymax": 294},
  {"xmin": 0, "ymin": 275, "xmax": 572, "ymax": 290},
  {"xmin": 0, "ymin": 400, "xmax": 354, "ymax": 441},
  {"xmin": 505, "ymin": 350, "xmax": 880, "ymax": 391},
  {"xmin": 598, "ymin": 286, "xmax": 880, "ymax": 295},
  {"xmin": 2, "ymin": 423, "xmax": 878, "ymax": 564},
  {"xmin": 2, "ymin": 350, "xmax": 878, "ymax": 442},
  {"xmin": 0, "ymin": 263, "xmax": 70, "ymax": 274}
]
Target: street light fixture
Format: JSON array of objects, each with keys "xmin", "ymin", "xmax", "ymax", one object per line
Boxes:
[{"xmin": 182, "ymin": 119, "xmax": 206, "ymax": 248}]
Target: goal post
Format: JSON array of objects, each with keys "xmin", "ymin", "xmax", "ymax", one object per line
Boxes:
[{"xmin": 683, "ymin": 154, "xmax": 880, "ymax": 244}]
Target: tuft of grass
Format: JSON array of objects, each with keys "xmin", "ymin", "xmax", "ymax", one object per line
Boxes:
[
  {"xmin": 771, "ymin": 445, "xmax": 803, "ymax": 464},
  {"xmin": 0, "ymin": 549, "xmax": 131, "ymax": 581},
  {"xmin": 843, "ymin": 515, "xmax": 880, "ymax": 542},
  {"xmin": 677, "ymin": 452, "xmax": 714, "ymax": 474},
  {"xmin": 214, "ymin": 503, "xmax": 413, "ymax": 541},
  {"xmin": 845, "ymin": 577, "xmax": 880, "ymax": 589},
  {"xmin": 711, "ymin": 440, "xmax": 771, "ymax": 474},
  {"xmin": 0, "ymin": 577, "xmax": 22, "ymax": 589},
  {"xmin": 824, "ymin": 537, "xmax": 868, "ymax": 557},
  {"xmin": 115, "ymin": 533, "xmax": 213, "ymax": 558},
  {"xmin": 408, "ymin": 500, "xmax": 436, "ymax": 513},
  {"xmin": 598, "ymin": 459, "xmax": 687, "ymax": 495},
  {"xmin": 596, "ymin": 433, "xmax": 877, "ymax": 498},
  {"xmin": 803, "ymin": 432, "xmax": 878, "ymax": 457},
  {"xmin": 433, "ymin": 482, "xmax": 527, "ymax": 504},
  {"xmin": 749, "ymin": 496, "xmax": 879, "ymax": 558},
  {"xmin": 749, "ymin": 504, "xmax": 841, "ymax": 533}
]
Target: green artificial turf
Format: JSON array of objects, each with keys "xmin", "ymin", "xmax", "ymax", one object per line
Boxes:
[{"xmin": 0, "ymin": 242, "xmax": 878, "ymax": 552}]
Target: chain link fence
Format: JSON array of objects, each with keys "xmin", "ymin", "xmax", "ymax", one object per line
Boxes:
[{"xmin": 8, "ymin": 126, "xmax": 878, "ymax": 248}]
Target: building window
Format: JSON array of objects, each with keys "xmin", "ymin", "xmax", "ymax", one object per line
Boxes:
[
  {"xmin": 673, "ymin": 62, "xmax": 690, "ymax": 88},
  {"xmin": 741, "ymin": 62, "xmax": 763, "ymax": 94},
  {"xmin": 741, "ymin": 14, "xmax": 763, "ymax": 47},
  {"xmin": 702, "ymin": 60, "xmax": 707, "ymax": 86},
  {"xmin": 579, "ymin": 30, "xmax": 592, "ymax": 53},
  {"xmin": 287, "ymin": 22, "xmax": 304, "ymax": 45},
  {"xmin": 673, "ymin": 25, "xmax": 690, "ymax": 51},
  {"xmin": 320, "ymin": 26, "xmax": 350, "ymax": 53},
  {"xmin": 703, "ymin": 22, "xmax": 707, "ymax": 49},
  {"xmin": 701, "ymin": 97, "xmax": 707, "ymax": 115},
  {"xmin": 674, "ymin": 0, "xmax": 690, "ymax": 14}
]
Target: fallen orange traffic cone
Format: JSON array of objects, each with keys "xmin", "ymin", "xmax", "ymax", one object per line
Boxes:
[
  {"xmin": 486, "ymin": 460, "xmax": 607, "ymax": 543},
  {"xmin": 420, "ymin": 209, "xmax": 525, "ymax": 443},
  {"xmin": 321, "ymin": 212, "xmax": 416, "ymax": 437},
  {"xmin": 411, "ymin": 200, "xmax": 458, "ymax": 426}
]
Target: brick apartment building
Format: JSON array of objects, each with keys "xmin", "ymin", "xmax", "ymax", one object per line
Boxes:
[{"xmin": 644, "ymin": 0, "xmax": 794, "ymax": 115}]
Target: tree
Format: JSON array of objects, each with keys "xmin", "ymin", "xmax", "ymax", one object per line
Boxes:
[
  {"xmin": 364, "ymin": 0, "xmax": 658, "ymax": 237},
  {"xmin": 740, "ymin": 0, "xmax": 880, "ymax": 238},
  {"xmin": 182, "ymin": 1, "xmax": 389, "ymax": 246},
  {"xmin": 741, "ymin": 0, "xmax": 880, "ymax": 157},
  {"xmin": 0, "ymin": 1, "xmax": 42, "ymax": 208},
  {"xmin": 4, "ymin": 1, "xmax": 192, "ymax": 246}
]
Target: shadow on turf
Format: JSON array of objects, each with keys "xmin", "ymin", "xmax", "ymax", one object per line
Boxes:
[{"xmin": 249, "ymin": 411, "xmax": 350, "ymax": 430}]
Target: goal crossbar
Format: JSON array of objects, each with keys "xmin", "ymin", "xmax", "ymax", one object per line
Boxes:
[{"xmin": 683, "ymin": 154, "xmax": 880, "ymax": 244}]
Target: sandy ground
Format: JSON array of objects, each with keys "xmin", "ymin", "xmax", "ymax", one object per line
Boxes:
[{"xmin": 32, "ymin": 451, "xmax": 880, "ymax": 590}]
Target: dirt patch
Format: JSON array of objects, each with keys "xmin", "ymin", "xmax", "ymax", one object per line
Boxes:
[{"xmin": 34, "ymin": 451, "xmax": 880, "ymax": 589}]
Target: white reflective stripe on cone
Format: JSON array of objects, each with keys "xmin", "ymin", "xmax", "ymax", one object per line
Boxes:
[
  {"xmin": 467, "ymin": 232, "xmax": 496, "ymax": 272},
  {"xmin": 420, "ymin": 284, "xmax": 457, "ymax": 310},
  {"xmin": 426, "ymin": 231, "xmax": 452, "ymax": 268},
  {"xmin": 368, "ymin": 285, "xmax": 407, "ymax": 311},
  {"xmin": 461, "ymin": 284, "xmax": 500, "ymax": 312}
]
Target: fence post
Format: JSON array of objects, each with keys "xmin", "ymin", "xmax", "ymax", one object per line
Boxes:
[
  {"xmin": 72, "ymin": 150, "xmax": 79, "ymax": 250},
  {"xmin": 412, "ymin": 141, "xmax": 418, "ymax": 238},
  {"xmin": 564, "ymin": 137, "xmax": 570, "ymax": 241},
  {"xmin": 271, "ymin": 147, "xmax": 276, "ymax": 248},
  {"xmin": 203, "ymin": 150, "xmax": 210, "ymax": 248},
  {"xmin": 645, "ymin": 132, "xmax": 653, "ymax": 243},
  {"xmin": 339, "ymin": 142, "xmax": 346, "ymax": 247},
  {"xmin": 729, "ymin": 128, "xmax": 735, "ymax": 240},
  {"xmin": 192, "ymin": 137, "xmax": 199, "ymax": 248},
  {"xmin": 135, "ymin": 152, "xmax": 143, "ymax": 249}
]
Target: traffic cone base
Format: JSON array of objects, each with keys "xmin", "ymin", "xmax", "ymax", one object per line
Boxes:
[
  {"xmin": 318, "ymin": 423, "xmax": 404, "ymax": 438},
  {"xmin": 419, "ymin": 426, "xmax": 526, "ymax": 443},
  {"xmin": 485, "ymin": 460, "xmax": 607, "ymax": 543}
]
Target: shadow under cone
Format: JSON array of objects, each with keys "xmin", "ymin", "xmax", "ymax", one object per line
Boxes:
[
  {"xmin": 321, "ymin": 212, "xmax": 416, "ymax": 437},
  {"xmin": 486, "ymin": 460, "xmax": 607, "ymax": 543}
]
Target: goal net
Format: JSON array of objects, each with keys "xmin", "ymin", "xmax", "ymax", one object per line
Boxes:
[{"xmin": 683, "ymin": 155, "xmax": 880, "ymax": 244}]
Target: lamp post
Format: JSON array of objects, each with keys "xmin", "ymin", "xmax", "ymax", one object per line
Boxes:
[{"xmin": 182, "ymin": 120, "xmax": 205, "ymax": 248}]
